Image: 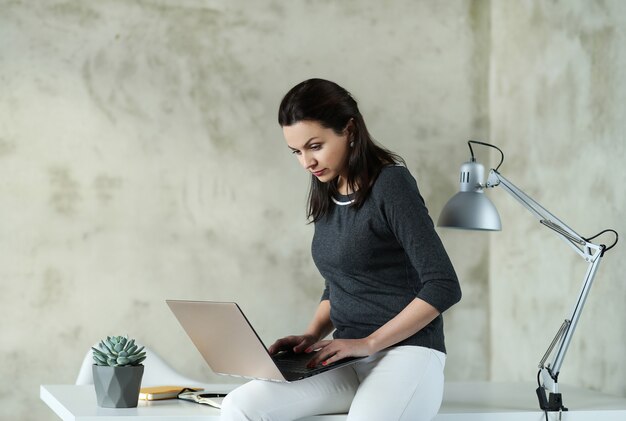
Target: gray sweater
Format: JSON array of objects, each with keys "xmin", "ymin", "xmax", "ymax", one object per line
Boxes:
[{"xmin": 312, "ymin": 165, "xmax": 461, "ymax": 354}]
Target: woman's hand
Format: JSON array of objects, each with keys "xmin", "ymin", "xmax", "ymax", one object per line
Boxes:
[
  {"xmin": 267, "ymin": 334, "xmax": 318, "ymax": 356},
  {"xmin": 305, "ymin": 338, "xmax": 373, "ymax": 368}
]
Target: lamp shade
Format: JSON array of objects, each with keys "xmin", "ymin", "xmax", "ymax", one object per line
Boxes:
[
  {"xmin": 437, "ymin": 160, "xmax": 502, "ymax": 231},
  {"xmin": 438, "ymin": 191, "xmax": 502, "ymax": 231}
]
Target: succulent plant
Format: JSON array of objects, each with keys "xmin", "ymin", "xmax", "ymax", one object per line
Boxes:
[{"xmin": 92, "ymin": 336, "xmax": 146, "ymax": 367}]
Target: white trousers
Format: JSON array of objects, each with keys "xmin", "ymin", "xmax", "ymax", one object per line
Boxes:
[{"xmin": 220, "ymin": 345, "xmax": 446, "ymax": 421}]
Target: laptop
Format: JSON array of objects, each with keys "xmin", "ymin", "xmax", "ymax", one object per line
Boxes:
[{"xmin": 166, "ymin": 300, "xmax": 364, "ymax": 382}]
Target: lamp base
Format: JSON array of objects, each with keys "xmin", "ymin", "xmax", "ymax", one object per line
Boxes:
[{"xmin": 536, "ymin": 387, "xmax": 568, "ymax": 412}]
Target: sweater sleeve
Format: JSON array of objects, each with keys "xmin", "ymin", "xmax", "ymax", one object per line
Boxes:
[
  {"xmin": 320, "ymin": 279, "xmax": 330, "ymax": 301},
  {"xmin": 374, "ymin": 166, "xmax": 462, "ymax": 313}
]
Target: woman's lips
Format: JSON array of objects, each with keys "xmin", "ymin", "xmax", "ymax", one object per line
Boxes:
[{"xmin": 312, "ymin": 169, "xmax": 326, "ymax": 177}]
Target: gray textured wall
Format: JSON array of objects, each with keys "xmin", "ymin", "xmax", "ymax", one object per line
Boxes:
[
  {"xmin": 1, "ymin": 1, "xmax": 624, "ymax": 420},
  {"xmin": 489, "ymin": 1, "xmax": 626, "ymax": 397},
  {"xmin": 1, "ymin": 1, "xmax": 490, "ymax": 419}
]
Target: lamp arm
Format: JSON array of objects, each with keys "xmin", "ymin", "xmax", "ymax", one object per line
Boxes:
[
  {"xmin": 485, "ymin": 169, "xmax": 605, "ymax": 409},
  {"xmin": 486, "ymin": 170, "xmax": 599, "ymax": 259}
]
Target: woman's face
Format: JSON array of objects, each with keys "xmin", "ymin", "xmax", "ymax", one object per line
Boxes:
[{"xmin": 283, "ymin": 120, "xmax": 351, "ymax": 187}]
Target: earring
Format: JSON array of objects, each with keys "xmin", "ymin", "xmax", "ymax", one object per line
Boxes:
[{"xmin": 349, "ymin": 139, "xmax": 354, "ymax": 148}]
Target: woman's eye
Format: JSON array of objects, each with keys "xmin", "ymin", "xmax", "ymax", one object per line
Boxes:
[
  {"xmin": 291, "ymin": 150, "xmax": 301, "ymax": 155},
  {"xmin": 310, "ymin": 144, "xmax": 321, "ymax": 150}
]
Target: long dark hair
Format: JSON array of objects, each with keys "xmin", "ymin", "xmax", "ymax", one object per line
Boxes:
[{"xmin": 278, "ymin": 78, "xmax": 404, "ymax": 222}]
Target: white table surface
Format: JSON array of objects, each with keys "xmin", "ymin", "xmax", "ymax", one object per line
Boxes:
[{"xmin": 41, "ymin": 382, "xmax": 626, "ymax": 421}]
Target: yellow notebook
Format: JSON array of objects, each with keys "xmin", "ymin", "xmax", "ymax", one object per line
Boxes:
[{"xmin": 139, "ymin": 386, "xmax": 204, "ymax": 401}]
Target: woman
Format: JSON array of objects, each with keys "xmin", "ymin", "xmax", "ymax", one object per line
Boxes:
[{"xmin": 220, "ymin": 79, "xmax": 461, "ymax": 421}]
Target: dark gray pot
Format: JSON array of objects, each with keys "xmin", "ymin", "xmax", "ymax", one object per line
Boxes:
[{"xmin": 92, "ymin": 365, "xmax": 144, "ymax": 408}]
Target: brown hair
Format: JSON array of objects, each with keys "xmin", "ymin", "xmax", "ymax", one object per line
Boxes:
[{"xmin": 278, "ymin": 78, "xmax": 404, "ymax": 222}]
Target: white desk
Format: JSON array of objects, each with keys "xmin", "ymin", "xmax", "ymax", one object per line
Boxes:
[{"xmin": 41, "ymin": 382, "xmax": 626, "ymax": 421}]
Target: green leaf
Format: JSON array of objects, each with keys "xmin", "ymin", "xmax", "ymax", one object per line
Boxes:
[
  {"xmin": 124, "ymin": 339, "xmax": 135, "ymax": 351},
  {"xmin": 91, "ymin": 347, "xmax": 106, "ymax": 358},
  {"xmin": 127, "ymin": 354, "xmax": 146, "ymax": 366},
  {"xmin": 117, "ymin": 356, "xmax": 130, "ymax": 365},
  {"xmin": 102, "ymin": 340, "xmax": 115, "ymax": 355},
  {"xmin": 94, "ymin": 353, "xmax": 107, "ymax": 363},
  {"xmin": 106, "ymin": 340, "xmax": 120, "ymax": 356},
  {"xmin": 92, "ymin": 352, "xmax": 108, "ymax": 364},
  {"xmin": 128, "ymin": 352, "xmax": 146, "ymax": 362}
]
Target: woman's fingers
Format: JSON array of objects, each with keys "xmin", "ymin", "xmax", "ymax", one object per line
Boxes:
[
  {"xmin": 293, "ymin": 337, "xmax": 313, "ymax": 353},
  {"xmin": 306, "ymin": 340, "xmax": 337, "ymax": 368},
  {"xmin": 269, "ymin": 335, "xmax": 317, "ymax": 355},
  {"xmin": 306, "ymin": 339, "xmax": 370, "ymax": 368},
  {"xmin": 305, "ymin": 339, "xmax": 331, "ymax": 353},
  {"xmin": 268, "ymin": 336, "xmax": 296, "ymax": 355}
]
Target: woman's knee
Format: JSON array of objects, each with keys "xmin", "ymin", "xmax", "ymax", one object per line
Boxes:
[{"xmin": 219, "ymin": 383, "xmax": 276, "ymax": 421}]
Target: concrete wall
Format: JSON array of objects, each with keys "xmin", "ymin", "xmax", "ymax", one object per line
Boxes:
[
  {"xmin": 0, "ymin": 1, "xmax": 490, "ymax": 419},
  {"xmin": 2, "ymin": 1, "xmax": 624, "ymax": 420},
  {"xmin": 489, "ymin": 1, "xmax": 626, "ymax": 398}
]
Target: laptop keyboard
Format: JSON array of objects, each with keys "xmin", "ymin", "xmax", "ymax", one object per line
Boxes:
[
  {"xmin": 273, "ymin": 351, "xmax": 316, "ymax": 375},
  {"xmin": 272, "ymin": 350, "xmax": 364, "ymax": 381}
]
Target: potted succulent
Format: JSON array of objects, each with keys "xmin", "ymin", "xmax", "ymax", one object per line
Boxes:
[{"xmin": 91, "ymin": 335, "xmax": 146, "ymax": 408}]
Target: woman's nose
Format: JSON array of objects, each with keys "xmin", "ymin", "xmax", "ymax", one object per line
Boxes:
[{"xmin": 302, "ymin": 152, "xmax": 316, "ymax": 169}]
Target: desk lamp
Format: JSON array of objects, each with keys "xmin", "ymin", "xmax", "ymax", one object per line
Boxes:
[{"xmin": 438, "ymin": 140, "xmax": 618, "ymax": 415}]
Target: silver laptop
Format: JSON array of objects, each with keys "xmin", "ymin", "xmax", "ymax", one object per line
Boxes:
[{"xmin": 166, "ymin": 300, "xmax": 364, "ymax": 382}]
